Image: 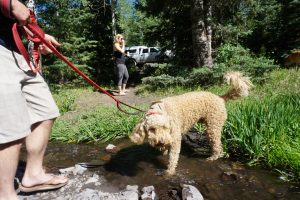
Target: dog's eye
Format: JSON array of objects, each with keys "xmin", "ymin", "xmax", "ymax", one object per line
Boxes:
[{"xmin": 148, "ymin": 127, "xmax": 156, "ymax": 133}]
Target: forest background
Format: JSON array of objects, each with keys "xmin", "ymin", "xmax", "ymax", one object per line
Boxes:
[
  {"xmin": 33, "ymin": 0, "xmax": 300, "ymax": 182},
  {"xmin": 36, "ymin": 0, "xmax": 299, "ymax": 85}
]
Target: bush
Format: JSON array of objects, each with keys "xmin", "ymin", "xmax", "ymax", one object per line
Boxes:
[
  {"xmin": 139, "ymin": 43, "xmax": 279, "ymax": 90},
  {"xmin": 43, "ymin": 59, "xmax": 93, "ymax": 85},
  {"xmin": 141, "ymin": 74, "xmax": 187, "ymax": 90}
]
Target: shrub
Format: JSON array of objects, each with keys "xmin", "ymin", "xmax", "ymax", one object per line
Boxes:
[{"xmin": 139, "ymin": 43, "xmax": 279, "ymax": 90}]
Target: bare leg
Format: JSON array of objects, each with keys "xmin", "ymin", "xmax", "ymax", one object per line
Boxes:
[
  {"xmin": 122, "ymin": 84, "xmax": 129, "ymax": 93},
  {"xmin": 0, "ymin": 139, "xmax": 24, "ymax": 200},
  {"xmin": 21, "ymin": 119, "xmax": 67, "ymax": 187},
  {"xmin": 118, "ymin": 85, "xmax": 125, "ymax": 95}
]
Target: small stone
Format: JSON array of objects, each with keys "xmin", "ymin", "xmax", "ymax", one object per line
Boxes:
[
  {"xmin": 181, "ymin": 184, "xmax": 204, "ymax": 200},
  {"xmin": 105, "ymin": 144, "xmax": 119, "ymax": 153}
]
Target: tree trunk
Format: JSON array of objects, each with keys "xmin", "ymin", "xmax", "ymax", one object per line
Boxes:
[
  {"xmin": 111, "ymin": 0, "xmax": 117, "ymax": 37},
  {"xmin": 191, "ymin": 0, "xmax": 213, "ymax": 67}
]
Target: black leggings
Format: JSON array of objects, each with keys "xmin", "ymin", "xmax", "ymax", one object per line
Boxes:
[{"xmin": 116, "ymin": 63, "xmax": 129, "ymax": 86}]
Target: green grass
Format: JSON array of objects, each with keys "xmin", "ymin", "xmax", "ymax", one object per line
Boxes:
[
  {"xmin": 224, "ymin": 95, "xmax": 300, "ymax": 179},
  {"xmin": 222, "ymin": 69, "xmax": 300, "ymax": 181},
  {"xmin": 51, "ymin": 105, "xmax": 143, "ymax": 143},
  {"xmin": 51, "ymin": 86, "xmax": 91, "ymax": 114}
]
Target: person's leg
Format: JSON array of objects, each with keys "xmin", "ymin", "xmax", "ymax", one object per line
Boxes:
[
  {"xmin": 0, "ymin": 139, "xmax": 24, "ymax": 200},
  {"xmin": 21, "ymin": 120, "xmax": 67, "ymax": 187},
  {"xmin": 117, "ymin": 64, "xmax": 125, "ymax": 95},
  {"xmin": 121, "ymin": 65, "xmax": 129, "ymax": 93}
]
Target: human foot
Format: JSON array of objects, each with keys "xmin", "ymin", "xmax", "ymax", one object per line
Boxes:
[{"xmin": 20, "ymin": 173, "xmax": 68, "ymax": 193}]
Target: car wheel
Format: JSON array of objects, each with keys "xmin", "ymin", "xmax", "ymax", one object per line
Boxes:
[{"xmin": 126, "ymin": 58, "xmax": 137, "ymax": 68}]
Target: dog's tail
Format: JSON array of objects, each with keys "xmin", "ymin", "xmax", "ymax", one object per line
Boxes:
[{"xmin": 220, "ymin": 71, "xmax": 253, "ymax": 101}]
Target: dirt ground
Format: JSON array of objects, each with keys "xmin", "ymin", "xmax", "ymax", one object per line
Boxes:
[{"xmin": 75, "ymin": 87, "xmax": 158, "ymax": 111}]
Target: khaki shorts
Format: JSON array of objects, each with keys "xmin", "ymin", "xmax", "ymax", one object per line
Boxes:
[{"xmin": 0, "ymin": 45, "xmax": 60, "ymax": 144}]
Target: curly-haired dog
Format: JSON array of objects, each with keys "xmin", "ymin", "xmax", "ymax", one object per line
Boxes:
[{"xmin": 130, "ymin": 72, "xmax": 253, "ymax": 175}]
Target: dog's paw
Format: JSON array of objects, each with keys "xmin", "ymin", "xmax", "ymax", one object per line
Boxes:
[
  {"xmin": 206, "ymin": 155, "xmax": 220, "ymax": 161},
  {"xmin": 164, "ymin": 169, "xmax": 176, "ymax": 176}
]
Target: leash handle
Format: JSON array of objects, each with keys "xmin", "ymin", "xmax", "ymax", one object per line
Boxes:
[
  {"xmin": 12, "ymin": 10, "xmax": 41, "ymax": 73},
  {"xmin": 20, "ymin": 22, "xmax": 145, "ymax": 115}
]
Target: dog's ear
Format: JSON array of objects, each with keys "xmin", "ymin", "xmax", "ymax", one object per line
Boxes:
[
  {"xmin": 129, "ymin": 120, "xmax": 146, "ymax": 145},
  {"xmin": 149, "ymin": 101, "xmax": 165, "ymax": 113},
  {"xmin": 150, "ymin": 100, "xmax": 162, "ymax": 106}
]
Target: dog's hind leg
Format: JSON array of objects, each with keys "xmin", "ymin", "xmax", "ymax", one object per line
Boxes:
[{"xmin": 205, "ymin": 122, "xmax": 224, "ymax": 161}]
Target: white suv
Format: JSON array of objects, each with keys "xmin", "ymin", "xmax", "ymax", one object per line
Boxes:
[{"xmin": 125, "ymin": 46, "xmax": 171, "ymax": 67}]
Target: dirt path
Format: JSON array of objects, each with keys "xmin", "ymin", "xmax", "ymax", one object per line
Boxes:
[{"xmin": 75, "ymin": 87, "xmax": 158, "ymax": 112}]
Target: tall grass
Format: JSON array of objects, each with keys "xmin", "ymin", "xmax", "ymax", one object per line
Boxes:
[
  {"xmin": 51, "ymin": 105, "xmax": 142, "ymax": 143},
  {"xmin": 223, "ymin": 68, "xmax": 300, "ymax": 180},
  {"xmin": 223, "ymin": 79, "xmax": 300, "ymax": 180}
]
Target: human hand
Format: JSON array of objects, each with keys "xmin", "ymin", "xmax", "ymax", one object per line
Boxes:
[
  {"xmin": 39, "ymin": 34, "xmax": 61, "ymax": 55},
  {"xmin": 11, "ymin": 0, "xmax": 30, "ymax": 26}
]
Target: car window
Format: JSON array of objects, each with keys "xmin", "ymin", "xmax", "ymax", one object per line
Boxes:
[
  {"xmin": 128, "ymin": 49, "xmax": 137, "ymax": 53},
  {"xmin": 142, "ymin": 48, "xmax": 149, "ymax": 53},
  {"xmin": 150, "ymin": 48, "xmax": 159, "ymax": 53}
]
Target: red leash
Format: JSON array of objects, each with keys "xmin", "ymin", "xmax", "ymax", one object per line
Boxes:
[{"xmin": 12, "ymin": 19, "xmax": 145, "ymax": 115}]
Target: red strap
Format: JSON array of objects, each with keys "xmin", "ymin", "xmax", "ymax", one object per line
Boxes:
[
  {"xmin": 25, "ymin": 23, "xmax": 145, "ymax": 115},
  {"xmin": 0, "ymin": 0, "xmax": 12, "ymax": 18},
  {"xmin": 12, "ymin": 11, "xmax": 43, "ymax": 73}
]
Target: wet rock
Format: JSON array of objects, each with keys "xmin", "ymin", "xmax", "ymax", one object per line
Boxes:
[
  {"xmin": 182, "ymin": 132, "xmax": 211, "ymax": 155},
  {"xmin": 221, "ymin": 171, "xmax": 239, "ymax": 182},
  {"xmin": 59, "ymin": 164, "xmax": 88, "ymax": 176},
  {"xmin": 119, "ymin": 185, "xmax": 139, "ymax": 200},
  {"xmin": 168, "ymin": 188, "xmax": 181, "ymax": 200},
  {"xmin": 59, "ymin": 166, "xmax": 75, "ymax": 175},
  {"xmin": 105, "ymin": 144, "xmax": 119, "ymax": 153},
  {"xmin": 73, "ymin": 164, "xmax": 88, "ymax": 175},
  {"xmin": 85, "ymin": 174, "xmax": 101, "ymax": 186},
  {"xmin": 75, "ymin": 188, "xmax": 100, "ymax": 200},
  {"xmin": 18, "ymin": 166, "xmax": 138, "ymax": 200},
  {"xmin": 141, "ymin": 185, "xmax": 158, "ymax": 200},
  {"xmin": 181, "ymin": 184, "xmax": 204, "ymax": 200}
]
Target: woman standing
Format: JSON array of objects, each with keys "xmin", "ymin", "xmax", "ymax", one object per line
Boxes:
[{"xmin": 113, "ymin": 34, "xmax": 129, "ymax": 96}]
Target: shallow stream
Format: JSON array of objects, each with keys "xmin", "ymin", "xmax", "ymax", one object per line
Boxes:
[{"xmin": 21, "ymin": 138, "xmax": 300, "ymax": 200}]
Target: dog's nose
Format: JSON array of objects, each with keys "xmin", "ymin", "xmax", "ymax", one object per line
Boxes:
[{"xmin": 158, "ymin": 138, "xmax": 164, "ymax": 145}]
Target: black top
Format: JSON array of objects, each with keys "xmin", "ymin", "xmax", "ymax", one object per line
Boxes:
[{"xmin": 114, "ymin": 50, "xmax": 125, "ymax": 64}]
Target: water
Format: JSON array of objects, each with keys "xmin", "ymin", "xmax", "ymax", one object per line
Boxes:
[{"xmin": 21, "ymin": 139, "xmax": 300, "ymax": 200}]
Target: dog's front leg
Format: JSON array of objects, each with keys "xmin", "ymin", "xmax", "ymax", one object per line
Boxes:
[{"xmin": 165, "ymin": 137, "xmax": 181, "ymax": 175}]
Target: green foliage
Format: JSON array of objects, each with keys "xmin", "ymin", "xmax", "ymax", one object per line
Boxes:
[
  {"xmin": 139, "ymin": 43, "xmax": 279, "ymax": 92},
  {"xmin": 117, "ymin": 0, "xmax": 161, "ymax": 46},
  {"xmin": 248, "ymin": 0, "xmax": 300, "ymax": 61},
  {"xmin": 141, "ymin": 74, "xmax": 186, "ymax": 90},
  {"xmin": 51, "ymin": 87, "xmax": 86, "ymax": 114},
  {"xmin": 214, "ymin": 43, "xmax": 279, "ymax": 82},
  {"xmin": 36, "ymin": 0, "xmax": 114, "ymax": 84},
  {"xmin": 221, "ymin": 68, "xmax": 300, "ymax": 180},
  {"xmin": 223, "ymin": 94, "xmax": 300, "ymax": 180},
  {"xmin": 51, "ymin": 105, "xmax": 142, "ymax": 143}
]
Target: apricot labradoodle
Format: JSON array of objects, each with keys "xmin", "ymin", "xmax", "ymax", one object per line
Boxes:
[{"xmin": 130, "ymin": 71, "xmax": 253, "ymax": 175}]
